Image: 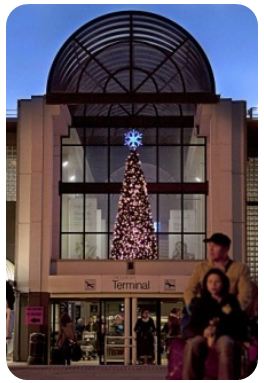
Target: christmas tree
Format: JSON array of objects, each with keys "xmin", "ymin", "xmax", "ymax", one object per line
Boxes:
[{"xmin": 111, "ymin": 130, "xmax": 158, "ymax": 260}]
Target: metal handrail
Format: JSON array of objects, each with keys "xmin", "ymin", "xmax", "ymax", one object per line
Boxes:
[
  {"xmin": 104, "ymin": 335, "xmax": 136, "ymax": 364},
  {"xmin": 104, "ymin": 335, "xmax": 158, "ymax": 365}
]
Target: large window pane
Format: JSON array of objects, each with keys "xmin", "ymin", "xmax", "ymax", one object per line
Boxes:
[
  {"xmin": 62, "ymin": 194, "xmax": 83, "ymax": 232},
  {"xmin": 110, "ymin": 147, "xmax": 156, "ymax": 182},
  {"xmin": 110, "ymin": 147, "xmax": 128, "ymax": 182},
  {"xmin": 62, "ymin": 146, "xmax": 84, "ymax": 182},
  {"xmin": 110, "ymin": 194, "xmax": 119, "ymax": 232},
  {"xmin": 183, "ymin": 195, "xmax": 205, "ymax": 233},
  {"xmin": 183, "ymin": 235, "xmax": 205, "ymax": 260},
  {"xmin": 62, "ymin": 127, "xmax": 84, "ymax": 145},
  {"xmin": 86, "ymin": 128, "xmax": 108, "ymax": 145},
  {"xmin": 183, "ymin": 128, "xmax": 205, "ymax": 144},
  {"xmin": 158, "ymin": 234, "xmax": 181, "ymax": 259},
  {"xmin": 183, "ymin": 146, "xmax": 205, "ymax": 182},
  {"xmin": 138, "ymin": 147, "xmax": 157, "ymax": 182},
  {"xmin": 159, "ymin": 195, "xmax": 181, "ymax": 232},
  {"xmin": 61, "ymin": 234, "xmax": 83, "ymax": 259},
  {"xmin": 110, "ymin": 127, "xmax": 126, "ymax": 145},
  {"xmin": 159, "ymin": 128, "xmax": 181, "ymax": 144},
  {"xmin": 159, "ymin": 147, "xmax": 181, "ymax": 182},
  {"xmin": 85, "ymin": 195, "xmax": 108, "ymax": 232},
  {"xmin": 85, "ymin": 147, "xmax": 108, "ymax": 182},
  {"xmin": 149, "ymin": 194, "xmax": 157, "ymax": 227},
  {"xmin": 85, "ymin": 234, "xmax": 108, "ymax": 260},
  {"xmin": 109, "ymin": 233, "xmax": 113, "ymax": 256}
]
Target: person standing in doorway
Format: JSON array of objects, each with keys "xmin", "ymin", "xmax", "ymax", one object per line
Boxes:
[{"xmin": 134, "ymin": 309, "xmax": 156, "ymax": 364}]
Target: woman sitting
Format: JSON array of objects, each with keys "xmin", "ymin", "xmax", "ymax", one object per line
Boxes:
[{"xmin": 182, "ymin": 268, "xmax": 248, "ymax": 379}]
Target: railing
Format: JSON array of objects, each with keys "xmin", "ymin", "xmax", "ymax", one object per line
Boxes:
[
  {"xmin": 104, "ymin": 335, "xmax": 158, "ymax": 365},
  {"xmin": 104, "ymin": 335, "xmax": 134, "ymax": 364}
]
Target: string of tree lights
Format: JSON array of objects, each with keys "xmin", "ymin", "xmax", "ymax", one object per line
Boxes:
[{"xmin": 111, "ymin": 130, "xmax": 158, "ymax": 260}]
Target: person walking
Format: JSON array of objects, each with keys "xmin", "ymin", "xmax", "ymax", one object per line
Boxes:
[{"xmin": 57, "ymin": 312, "xmax": 76, "ymax": 365}]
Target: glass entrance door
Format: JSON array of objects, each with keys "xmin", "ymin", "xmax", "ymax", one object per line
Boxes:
[
  {"xmin": 136, "ymin": 298, "xmax": 184, "ymax": 365},
  {"xmin": 136, "ymin": 299, "xmax": 160, "ymax": 364},
  {"xmin": 50, "ymin": 297, "xmax": 184, "ymax": 365},
  {"xmin": 101, "ymin": 299, "xmax": 125, "ymax": 364}
]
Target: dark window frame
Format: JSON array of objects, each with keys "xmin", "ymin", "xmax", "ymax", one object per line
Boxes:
[{"xmin": 60, "ymin": 125, "xmax": 207, "ymax": 260}]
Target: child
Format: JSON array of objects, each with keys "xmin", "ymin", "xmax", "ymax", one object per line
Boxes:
[
  {"xmin": 182, "ymin": 268, "xmax": 248, "ymax": 379},
  {"xmin": 183, "ymin": 268, "xmax": 247, "ymax": 344}
]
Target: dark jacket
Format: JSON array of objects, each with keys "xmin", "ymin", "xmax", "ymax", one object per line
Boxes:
[
  {"xmin": 184, "ymin": 260, "xmax": 252, "ymax": 311},
  {"xmin": 183, "ymin": 293, "xmax": 248, "ymax": 341}
]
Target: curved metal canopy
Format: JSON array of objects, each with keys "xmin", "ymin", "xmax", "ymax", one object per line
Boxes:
[{"xmin": 47, "ymin": 11, "xmax": 217, "ymax": 116}]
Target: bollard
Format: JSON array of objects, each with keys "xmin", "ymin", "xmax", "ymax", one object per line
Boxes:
[{"xmin": 27, "ymin": 333, "xmax": 46, "ymax": 365}]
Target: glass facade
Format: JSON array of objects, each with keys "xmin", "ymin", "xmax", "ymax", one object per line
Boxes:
[
  {"xmin": 246, "ymin": 158, "xmax": 258, "ymax": 281},
  {"xmin": 60, "ymin": 126, "xmax": 206, "ymax": 260},
  {"xmin": 6, "ymin": 146, "xmax": 17, "ymax": 201}
]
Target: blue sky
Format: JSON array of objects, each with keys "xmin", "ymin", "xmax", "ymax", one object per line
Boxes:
[{"xmin": 6, "ymin": 4, "xmax": 258, "ymax": 111}]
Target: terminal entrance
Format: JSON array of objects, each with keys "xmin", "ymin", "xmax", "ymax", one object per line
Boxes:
[{"xmin": 50, "ymin": 297, "xmax": 184, "ymax": 365}]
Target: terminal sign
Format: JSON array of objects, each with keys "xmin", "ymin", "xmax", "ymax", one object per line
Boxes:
[
  {"xmin": 25, "ymin": 306, "xmax": 44, "ymax": 325},
  {"xmin": 113, "ymin": 279, "xmax": 150, "ymax": 290}
]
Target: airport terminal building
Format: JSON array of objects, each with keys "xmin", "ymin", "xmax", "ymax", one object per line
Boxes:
[{"xmin": 6, "ymin": 11, "xmax": 257, "ymax": 364}]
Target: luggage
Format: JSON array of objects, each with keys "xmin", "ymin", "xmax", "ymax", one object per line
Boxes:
[
  {"xmin": 71, "ymin": 342, "xmax": 82, "ymax": 362},
  {"xmin": 50, "ymin": 347, "xmax": 65, "ymax": 365}
]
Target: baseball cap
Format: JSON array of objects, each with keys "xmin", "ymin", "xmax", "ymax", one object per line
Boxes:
[{"xmin": 203, "ymin": 233, "xmax": 231, "ymax": 248}]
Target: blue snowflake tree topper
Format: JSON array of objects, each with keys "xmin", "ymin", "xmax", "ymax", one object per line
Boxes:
[{"xmin": 124, "ymin": 129, "xmax": 143, "ymax": 150}]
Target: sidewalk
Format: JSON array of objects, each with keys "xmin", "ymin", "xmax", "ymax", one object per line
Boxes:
[{"xmin": 7, "ymin": 364, "xmax": 167, "ymax": 380}]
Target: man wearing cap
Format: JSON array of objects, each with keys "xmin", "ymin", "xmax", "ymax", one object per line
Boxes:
[
  {"xmin": 182, "ymin": 232, "xmax": 252, "ymax": 379},
  {"xmin": 184, "ymin": 232, "xmax": 252, "ymax": 311}
]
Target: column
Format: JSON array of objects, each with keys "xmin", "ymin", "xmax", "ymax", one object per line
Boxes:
[
  {"xmin": 132, "ymin": 297, "xmax": 138, "ymax": 365},
  {"xmin": 124, "ymin": 297, "xmax": 130, "ymax": 365}
]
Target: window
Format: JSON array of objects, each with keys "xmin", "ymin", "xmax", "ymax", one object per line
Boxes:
[
  {"xmin": 246, "ymin": 158, "xmax": 258, "ymax": 281},
  {"xmin": 60, "ymin": 125, "xmax": 206, "ymax": 260},
  {"xmin": 6, "ymin": 146, "xmax": 16, "ymax": 201}
]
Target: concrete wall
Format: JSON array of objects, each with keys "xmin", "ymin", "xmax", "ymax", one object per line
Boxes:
[
  {"xmin": 13, "ymin": 96, "xmax": 247, "ymax": 362},
  {"xmin": 14, "ymin": 96, "xmax": 71, "ymax": 361},
  {"xmin": 196, "ymin": 99, "xmax": 246, "ymax": 261},
  {"xmin": 15, "ymin": 96, "xmax": 71, "ymax": 293}
]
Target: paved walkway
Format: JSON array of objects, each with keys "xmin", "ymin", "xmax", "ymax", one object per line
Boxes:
[{"xmin": 8, "ymin": 364, "xmax": 167, "ymax": 380}]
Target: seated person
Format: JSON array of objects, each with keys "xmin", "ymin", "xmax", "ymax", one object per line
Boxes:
[{"xmin": 182, "ymin": 268, "xmax": 248, "ymax": 380}]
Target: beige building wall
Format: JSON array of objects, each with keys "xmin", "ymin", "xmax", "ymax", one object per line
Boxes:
[
  {"xmin": 15, "ymin": 97, "xmax": 71, "ymax": 293},
  {"xmin": 196, "ymin": 99, "xmax": 246, "ymax": 262},
  {"xmin": 13, "ymin": 96, "xmax": 247, "ymax": 362},
  {"xmin": 14, "ymin": 97, "xmax": 71, "ymax": 361},
  {"xmin": 15, "ymin": 97, "xmax": 247, "ymax": 295}
]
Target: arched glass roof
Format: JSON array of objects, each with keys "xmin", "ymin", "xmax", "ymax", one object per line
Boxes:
[{"xmin": 47, "ymin": 11, "xmax": 218, "ymax": 116}]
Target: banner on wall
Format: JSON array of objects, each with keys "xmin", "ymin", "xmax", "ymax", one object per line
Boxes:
[{"xmin": 25, "ymin": 306, "xmax": 44, "ymax": 325}]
